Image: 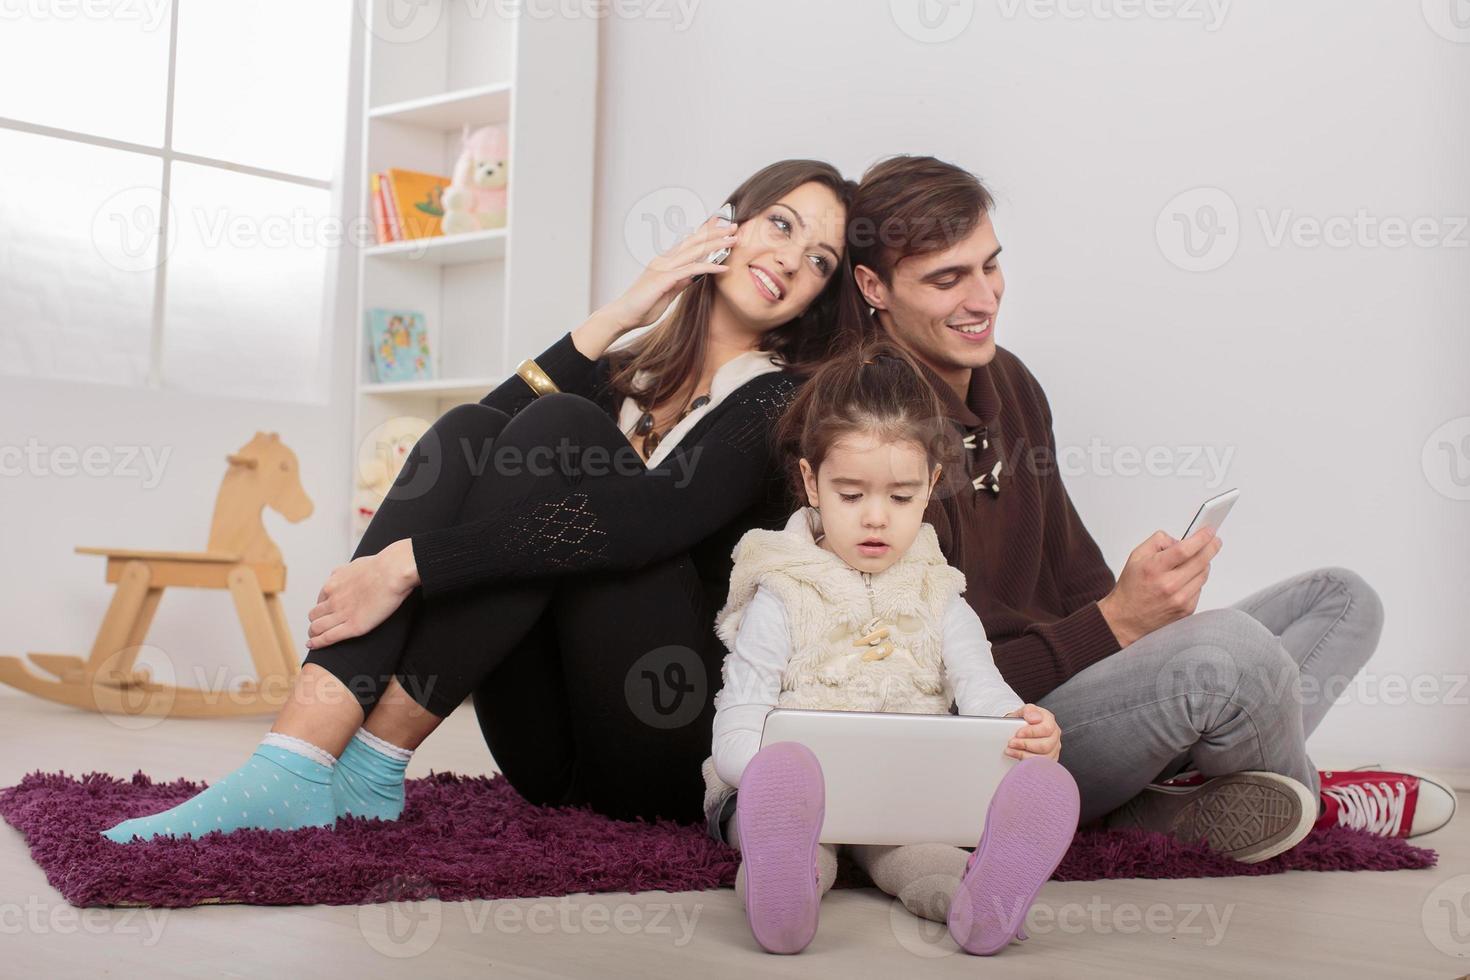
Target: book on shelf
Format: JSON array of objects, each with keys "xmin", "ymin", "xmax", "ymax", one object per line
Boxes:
[
  {"xmin": 365, "ymin": 308, "xmax": 432, "ymax": 383},
  {"xmin": 376, "ymin": 172, "xmax": 399, "ymax": 243},
  {"xmin": 370, "ymin": 168, "xmax": 451, "ymax": 244}
]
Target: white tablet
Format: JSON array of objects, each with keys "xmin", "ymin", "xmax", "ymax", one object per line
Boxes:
[{"xmin": 759, "ymin": 707, "xmax": 1021, "ymax": 846}]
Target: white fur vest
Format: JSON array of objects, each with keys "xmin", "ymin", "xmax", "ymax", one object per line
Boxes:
[{"xmin": 699, "ymin": 507, "xmax": 967, "ymax": 815}]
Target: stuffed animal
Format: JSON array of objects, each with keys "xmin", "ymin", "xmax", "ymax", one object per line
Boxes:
[
  {"xmin": 441, "ymin": 123, "xmax": 508, "ymax": 234},
  {"xmin": 353, "ymin": 416, "xmax": 431, "ymax": 538}
]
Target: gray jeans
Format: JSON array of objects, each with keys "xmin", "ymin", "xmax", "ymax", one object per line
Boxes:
[{"xmin": 1040, "ymin": 566, "xmax": 1384, "ymax": 824}]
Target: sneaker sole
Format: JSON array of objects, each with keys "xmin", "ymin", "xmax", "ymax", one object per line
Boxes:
[
  {"xmin": 735, "ymin": 741, "xmax": 825, "ymax": 954},
  {"xmin": 949, "ymin": 757, "xmax": 1080, "ymax": 955},
  {"xmin": 1143, "ymin": 772, "xmax": 1315, "ymax": 863}
]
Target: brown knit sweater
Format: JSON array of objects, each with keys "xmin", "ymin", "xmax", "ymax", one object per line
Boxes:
[{"xmin": 919, "ymin": 347, "xmax": 1121, "ymax": 703}]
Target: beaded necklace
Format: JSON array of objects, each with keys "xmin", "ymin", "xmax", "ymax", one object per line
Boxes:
[{"xmin": 632, "ymin": 392, "xmax": 710, "ymax": 459}]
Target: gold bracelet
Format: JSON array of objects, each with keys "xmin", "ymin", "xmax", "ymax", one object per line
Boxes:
[{"xmin": 515, "ymin": 358, "xmax": 560, "ymax": 397}]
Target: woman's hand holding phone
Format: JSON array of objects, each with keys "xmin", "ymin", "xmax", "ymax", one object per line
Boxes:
[
  {"xmin": 1004, "ymin": 703, "xmax": 1062, "ymax": 761},
  {"xmin": 572, "ymin": 212, "xmax": 738, "ymax": 360}
]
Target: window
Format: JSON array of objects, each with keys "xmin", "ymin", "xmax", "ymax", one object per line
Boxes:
[{"xmin": 0, "ymin": 0, "xmax": 352, "ymax": 402}]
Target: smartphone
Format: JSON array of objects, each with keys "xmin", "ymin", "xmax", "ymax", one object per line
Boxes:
[
  {"xmin": 704, "ymin": 202, "xmax": 735, "ymax": 265},
  {"xmin": 1183, "ymin": 487, "xmax": 1239, "ymax": 539}
]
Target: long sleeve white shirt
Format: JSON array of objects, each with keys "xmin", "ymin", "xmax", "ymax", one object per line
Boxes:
[{"xmin": 710, "ymin": 585, "xmax": 1025, "ymax": 789}]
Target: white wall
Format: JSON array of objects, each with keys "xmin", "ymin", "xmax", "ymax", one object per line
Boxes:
[{"xmin": 590, "ymin": 0, "xmax": 1470, "ymax": 778}]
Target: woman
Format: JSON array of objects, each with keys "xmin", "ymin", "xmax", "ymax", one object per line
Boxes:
[{"xmin": 102, "ymin": 159, "xmax": 861, "ymax": 842}]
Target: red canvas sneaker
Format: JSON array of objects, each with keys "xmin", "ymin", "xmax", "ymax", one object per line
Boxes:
[{"xmin": 1316, "ymin": 767, "xmax": 1458, "ymax": 838}]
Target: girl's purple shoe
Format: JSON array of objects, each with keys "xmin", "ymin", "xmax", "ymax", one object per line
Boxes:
[
  {"xmin": 734, "ymin": 740, "xmax": 826, "ymax": 954},
  {"xmin": 948, "ymin": 756, "xmax": 1080, "ymax": 955}
]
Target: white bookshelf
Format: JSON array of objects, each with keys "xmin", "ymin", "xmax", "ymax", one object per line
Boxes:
[
  {"xmin": 351, "ymin": 1, "xmax": 598, "ymax": 546},
  {"xmin": 363, "ymin": 227, "xmax": 508, "ymax": 264},
  {"xmin": 359, "ymin": 376, "xmax": 504, "ymax": 399},
  {"xmin": 368, "ymin": 81, "xmax": 514, "ymax": 129}
]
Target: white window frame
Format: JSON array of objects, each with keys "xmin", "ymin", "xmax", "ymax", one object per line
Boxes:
[{"xmin": 0, "ymin": 0, "xmax": 342, "ymax": 393}]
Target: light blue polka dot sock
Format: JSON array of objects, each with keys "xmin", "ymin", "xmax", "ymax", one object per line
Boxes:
[
  {"xmin": 100, "ymin": 733, "xmax": 337, "ymax": 843},
  {"xmin": 332, "ymin": 728, "xmax": 412, "ymax": 822}
]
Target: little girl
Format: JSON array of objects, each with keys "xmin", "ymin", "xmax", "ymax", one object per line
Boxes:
[{"xmin": 701, "ymin": 344, "xmax": 1081, "ymax": 956}]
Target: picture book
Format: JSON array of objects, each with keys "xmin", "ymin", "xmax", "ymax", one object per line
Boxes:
[
  {"xmin": 384, "ymin": 168, "xmax": 449, "ymax": 240},
  {"xmin": 365, "ymin": 308, "xmax": 432, "ymax": 382}
]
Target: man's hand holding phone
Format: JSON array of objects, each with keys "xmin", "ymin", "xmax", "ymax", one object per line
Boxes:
[{"xmin": 1097, "ymin": 526, "xmax": 1223, "ymax": 648}]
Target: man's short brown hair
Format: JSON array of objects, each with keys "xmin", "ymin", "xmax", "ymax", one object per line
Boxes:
[{"xmin": 847, "ymin": 155, "xmax": 996, "ymax": 284}]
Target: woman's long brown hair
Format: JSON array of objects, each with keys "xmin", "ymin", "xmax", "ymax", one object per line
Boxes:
[{"xmin": 605, "ymin": 160, "xmax": 865, "ymax": 414}]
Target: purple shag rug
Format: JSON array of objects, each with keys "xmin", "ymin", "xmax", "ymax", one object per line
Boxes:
[{"xmin": 0, "ymin": 769, "xmax": 1437, "ymax": 909}]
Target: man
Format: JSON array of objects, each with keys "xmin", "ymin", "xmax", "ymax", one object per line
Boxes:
[{"xmin": 845, "ymin": 155, "xmax": 1455, "ymax": 861}]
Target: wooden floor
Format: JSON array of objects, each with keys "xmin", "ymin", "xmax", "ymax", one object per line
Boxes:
[{"xmin": 1, "ymin": 692, "xmax": 1467, "ymax": 979}]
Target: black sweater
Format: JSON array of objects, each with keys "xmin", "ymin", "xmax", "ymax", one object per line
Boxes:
[{"xmin": 409, "ymin": 332, "xmax": 801, "ymax": 605}]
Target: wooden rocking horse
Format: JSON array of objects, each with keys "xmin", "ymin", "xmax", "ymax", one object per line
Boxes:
[{"xmin": 0, "ymin": 432, "xmax": 314, "ymax": 718}]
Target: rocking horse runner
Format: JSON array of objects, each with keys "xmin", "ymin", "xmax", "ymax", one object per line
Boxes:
[{"xmin": 0, "ymin": 432, "xmax": 313, "ymax": 718}]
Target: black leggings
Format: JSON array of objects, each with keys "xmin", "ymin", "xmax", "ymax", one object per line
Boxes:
[{"xmin": 303, "ymin": 394, "xmax": 723, "ymax": 824}]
